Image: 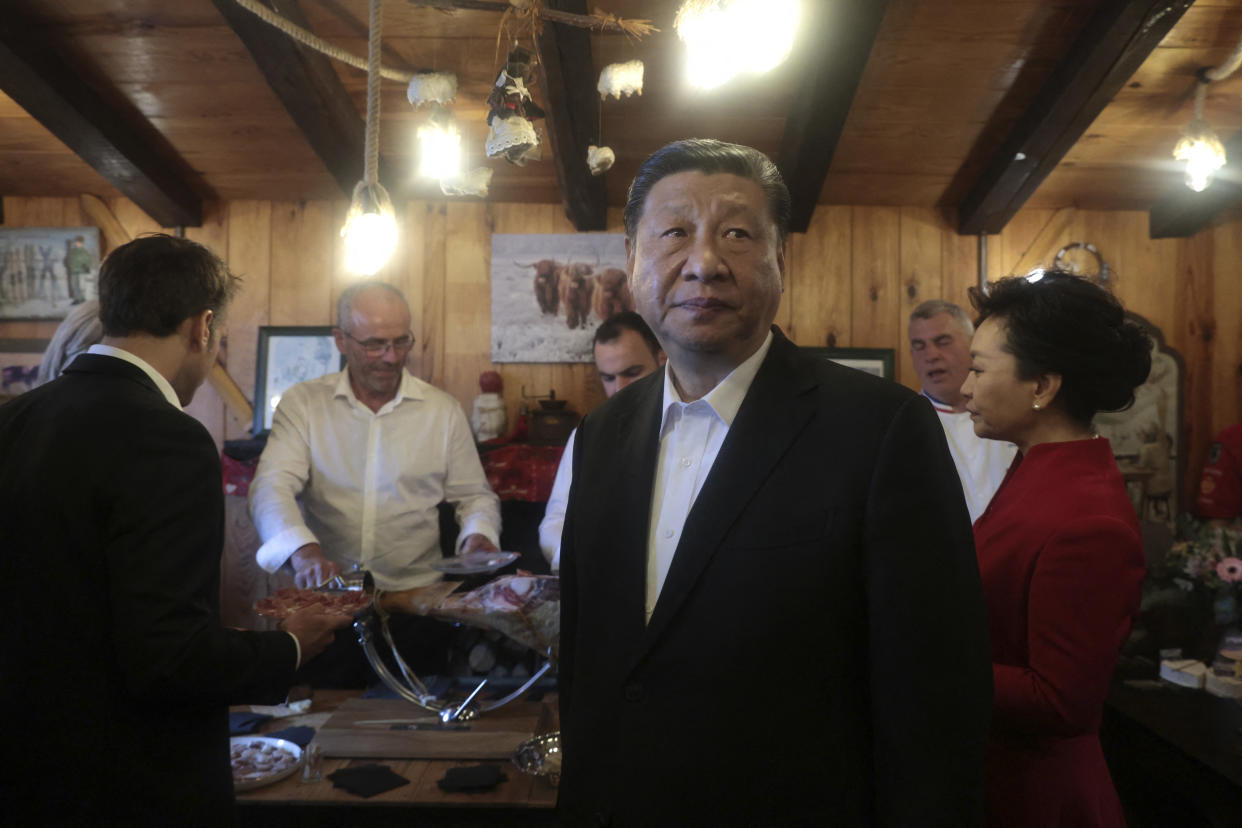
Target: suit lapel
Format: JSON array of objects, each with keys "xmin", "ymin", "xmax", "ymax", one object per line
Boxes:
[
  {"xmin": 610, "ymin": 368, "xmax": 665, "ymax": 638},
  {"xmin": 640, "ymin": 332, "xmax": 818, "ymax": 652}
]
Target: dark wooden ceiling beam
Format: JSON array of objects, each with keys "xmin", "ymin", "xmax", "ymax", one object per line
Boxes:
[
  {"xmin": 956, "ymin": 0, "xmax": 1193, "ymax": 236},
  {"xmin": 778, "ymin": 0, "xmax": 892, "ymax": 234},
  {"xmin": 0, "ymin": 14, "xmax": 203, "ymax": 227},
  {"xmin": 536, "ymin": 0, "xmax": 607, "ymax": 231},
  {"xmin": 211, "ymin": 0, "xmax": 391, "ymax": 198},
  {"xmin": 1149, "ymin": 131, "xmax": 1242, "ymax": 238}
]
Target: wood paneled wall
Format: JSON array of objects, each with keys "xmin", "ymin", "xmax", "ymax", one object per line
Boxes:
[{"xmin": 4, "ymin": 196, "xmax": 1239, "ymax": 504}]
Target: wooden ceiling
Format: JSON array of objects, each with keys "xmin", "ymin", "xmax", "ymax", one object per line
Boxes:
[{"xmin": 2, "ymin": 0, "xmax": 1242, "ymax": 236}]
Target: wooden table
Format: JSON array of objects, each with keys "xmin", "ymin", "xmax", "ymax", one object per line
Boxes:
[
  {"xmin": 1102, "ymin": 678, "xmax": 1242, "ymax": 828},
  {"xmin": 234, "ymin": 690, "xmax": 558, "ymax": 828}
]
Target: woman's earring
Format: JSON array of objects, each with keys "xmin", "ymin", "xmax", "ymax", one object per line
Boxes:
[{"xmin": 1032, "ymin": 402, "xmax": 1041, "ymax": 411}]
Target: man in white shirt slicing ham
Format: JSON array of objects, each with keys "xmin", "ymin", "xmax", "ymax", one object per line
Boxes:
[
  {"xmin": 908, "ymin": 299, "xmax": 1016, "ymax": 523},
  {"xmin": 249, "ymin": 282, "xmax": 501, "ymax": 683},
  {"xmin": 538, "ymin": 310, "xmax": 664, "ymax": 570},
  {"xmin": 556, "ymin": 140, "xmax": 993, "ymax": 826}
]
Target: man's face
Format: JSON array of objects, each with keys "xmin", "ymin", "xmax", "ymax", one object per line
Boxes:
[
  {"xmin": 335, "ymin": 287, "xmax": 413, "ymax": 402},
  {"xmin": 909, "ymin": 312, "xmax": 972, "ymax": 409},
  {"xmin": 626, "ymin": 171, "xmax": 784, "ymax": 367},
  {"xmin": 594, "ymin": 328, "xmax": 661, "ymax": 397}
]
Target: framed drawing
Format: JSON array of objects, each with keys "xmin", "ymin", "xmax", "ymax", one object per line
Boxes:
[
  {"xmin": 490, "ymin": 233, "xmax": 629, "ymax": 363},
  {"xmin": 253, "ymin": 326, "xmax": 343, "ymax": 435},
  {"xmin": 0, "ymin": 227, "xmax": 101, "ymax": 320},
  {"xmin": 805, "ymin": 347, "xmax": 895, "ymax": 381}
]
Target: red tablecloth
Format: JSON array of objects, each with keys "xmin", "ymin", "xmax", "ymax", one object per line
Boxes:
[{"xmin": 481, "ymin": 443, "xmax": 565, "ymax": 502}]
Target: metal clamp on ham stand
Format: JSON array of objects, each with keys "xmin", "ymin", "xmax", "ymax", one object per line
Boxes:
[{"xmin": 350, "ymin": 569, "xmax": 558, "ymax": 721}]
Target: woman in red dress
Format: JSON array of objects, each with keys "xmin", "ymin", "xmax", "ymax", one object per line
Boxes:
[{"xmin": 964, "ymin": 270, "xmax": 1152, "ymax": 827}]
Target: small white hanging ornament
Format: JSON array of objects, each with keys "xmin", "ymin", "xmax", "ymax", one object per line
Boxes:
[
  {"xmin": 440, "ymin": 167, "xmax": 494, "ymax": 198},
  {"xmin": 598, "ymin": 60, "xmax": 644, "ymax": 99},
  {"xmin": 587, "ymin": 145, "xmax": 615, "ymax": 176},
  {"xmin": 407, "ymin": 71, "xmax": 457, "ymax": 107}
]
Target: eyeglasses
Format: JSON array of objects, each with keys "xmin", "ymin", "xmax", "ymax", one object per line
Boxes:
[{"xmin": 341, "ymin": 330, "xmax": 415, "ymax": 357}]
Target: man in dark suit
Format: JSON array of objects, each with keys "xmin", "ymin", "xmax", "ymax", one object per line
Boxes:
[
  {"xmin": 558, "ymin": 140, "xmax": 993, "ymax": 826},
  {"xmin": 0, "ymin": 234, "xmax": 348, "ymax": 825}
]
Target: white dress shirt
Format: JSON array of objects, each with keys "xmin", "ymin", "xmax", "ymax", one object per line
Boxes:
[
  {"xmin": 538, "ymin": 428, "xmax": 575, "ymax": 572},
  {"xmin": 87, "ymin": 344, "xmax": 181, "ymax": 409},
  {"xmin": 645, "ymin": 333, "xmax": 773, "ymax": 620},
  {"xmin": 922, "ymin": 391, "xmax": 1017, "ymax": 524},
  {"xmin": 250, "ymin": 369, "xmax": 501, "ymax": 591}
]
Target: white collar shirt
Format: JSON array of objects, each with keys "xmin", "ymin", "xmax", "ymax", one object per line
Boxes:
[
  {"xmin": 87, "ymin": 344, "xmax": 181, "ymax": 409},
  {"xmin": 645, "ymin": 332, "xmax": 773, "ymax": 620},
  {"xmin": 250, "ymin": 369, "xmax": 501, "ymax": 591},
  {"xmin": 921, "ymin": 391, "xmax": 1017, "ymax": 524}
]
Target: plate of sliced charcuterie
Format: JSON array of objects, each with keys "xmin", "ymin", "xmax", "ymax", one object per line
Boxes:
[
  {"xmin": 230, "ymin": 736, "xmax": 303, "ymax": 791},
  {"xmin": 252, "ymin": 586, "xmax": 372, "ymax": 620}
]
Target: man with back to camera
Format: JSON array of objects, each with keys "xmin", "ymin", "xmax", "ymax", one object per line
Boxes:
[
  {"xmin": 249, "ymin": 280, "xmax": 502, "ymax": 682},
  {"xmin": 909, "ymin": 299, "xmax": 1016, "ymax": 524},
  {"xmin": 557, "ymin": 139, "xmax": 992, "ymax": 826},
  {"xmin": 0, "ymin": 233, "xmax": 349, "ymax": 825},
  {"xmin": 538, "ymin": 311, "xmax": 665, "ymax": 570}
]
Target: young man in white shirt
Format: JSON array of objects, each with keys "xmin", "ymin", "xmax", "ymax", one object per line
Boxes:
[
  {"xmin": 909, "ymin": 299, "xmax": 1016, "ymax": 523},
  {"xmin": 538, "ymin": 311, "xmax": 664, "ymax": 570}
]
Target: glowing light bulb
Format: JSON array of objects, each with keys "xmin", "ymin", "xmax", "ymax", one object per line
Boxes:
[
  {"xmin": 1173, "ymin": 122, "xmax": 1226, "ymax": 193},
  {"xmin": 341, "ymin": 208, "xmax": 398, "ymax": 276},
  {"xmin": 417, "ymin": 117, "xmax": 462, "ymax": 181},
  {"xmin": 675, "ymin": 0, "xmax": 800, "ymax": 90}
]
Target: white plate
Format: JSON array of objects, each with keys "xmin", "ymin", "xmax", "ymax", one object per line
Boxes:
[
  {"xmin": 430, "ymin": 550, "xmax": 520, "ymax": 575},
  {"xmin": 230, "ymin": 736, "xmax": 304, "ymax": 791}
]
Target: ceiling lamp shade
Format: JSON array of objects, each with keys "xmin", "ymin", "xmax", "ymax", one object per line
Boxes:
[
  {"xmin": 342, "ymin": 182, "xmax": 398, "ymax": 276},
  {"xmin": 674, "ymin": 0, "xmax": 800, "ymax": 90}
]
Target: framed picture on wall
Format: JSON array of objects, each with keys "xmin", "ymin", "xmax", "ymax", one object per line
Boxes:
[
  {"xmin": 0, "ymin": 227, "xmax": 101, "ymax": 320},
  {"xmin": 805, "ymin": 347, "xmax": 895, "ymax": 381},
  {"xmin": 253, "ymin": 326, "xmax": 343, "ymax": 435}
]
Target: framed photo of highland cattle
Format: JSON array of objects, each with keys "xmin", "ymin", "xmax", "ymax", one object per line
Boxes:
[{"xmin": 489, "ymin": 233, "xmax": 630, "ymax": 363}]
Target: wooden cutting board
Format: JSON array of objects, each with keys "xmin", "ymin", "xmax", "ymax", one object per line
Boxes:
[{"xmin": 316, "ymin": 698, "xmax": 550, "ymax": 759}]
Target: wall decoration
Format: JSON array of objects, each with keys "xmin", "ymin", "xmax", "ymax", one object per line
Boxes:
[
  {"xmin": 1094, "ymin": 313, "xmax": 1184, "ymax": 525},
  {"xmin": 253, "ymin": 326, "xmax": 344, "ymax": 434},
  {"xmin": 805, "ymin": 347, "xmax": 895, "ymax": 381},
  {"xmin": 490, "ymin": 233, "xmax": 629, "ymax": 363},
  {"xmin": 0, "ymin": 227, "xmax": 101, "ymax": 320}
]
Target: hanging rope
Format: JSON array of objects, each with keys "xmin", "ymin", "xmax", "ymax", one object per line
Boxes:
[
  {"xmin": 364, "ymin": 0, "xmax": 383, "ymax": 186},
  {"xmin": 232, "ymin": 0, "xmax": 414, "ymax": 82}
]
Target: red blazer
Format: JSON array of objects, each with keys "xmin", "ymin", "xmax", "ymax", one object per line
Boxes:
[{"xmin": 974, "ymin": 438, "xmax": 1144, "ymax": 828}]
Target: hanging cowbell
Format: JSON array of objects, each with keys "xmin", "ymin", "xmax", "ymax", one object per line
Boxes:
[
  {"xmin": 587, "ymin": 145, "xmax": 615, "ymax": 176},
  {"xmin": 598, "ymin": 60, "xmax": 644, "ymax": 99},
  {"xmin": 485, "ymin": 46, "xmax": 545, "ymax": 165}
]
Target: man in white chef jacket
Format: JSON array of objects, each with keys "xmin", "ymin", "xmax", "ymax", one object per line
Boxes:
[
  {"xmin": 908, "ymin": 299, "xmax": 1016, "ymax": 523},
  {"xmin": 249, "ymin": 281, "xmax": 501, "ymax": 682}
]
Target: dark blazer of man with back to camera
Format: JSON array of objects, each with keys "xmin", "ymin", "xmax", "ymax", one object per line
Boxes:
[
  {"xmin": 0, "ymin": 354, "xmax": 298, "ymax": 825},
  {"xmin": 558, "ymin": 327, "xmax": 993, "ymax": 827}
]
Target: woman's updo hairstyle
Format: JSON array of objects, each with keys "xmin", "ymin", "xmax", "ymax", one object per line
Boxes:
[{"xmin": 967, "ymin": 269, "xmax": 1152, "ymax": 426}]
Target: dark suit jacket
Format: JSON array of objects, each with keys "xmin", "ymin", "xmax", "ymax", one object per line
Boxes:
[
  {"xmin": 0, "ymin": 354, "xmax": 297, "ymax": 826},
  {"xmin": 559, "ymin": 329, "xmax": 992, "ymax": 827}
]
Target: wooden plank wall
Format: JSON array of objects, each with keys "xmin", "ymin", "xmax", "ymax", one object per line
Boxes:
[{"xmin": 3, "ymin": 196, "xmax": 1239, "ymax": 505}]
